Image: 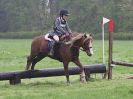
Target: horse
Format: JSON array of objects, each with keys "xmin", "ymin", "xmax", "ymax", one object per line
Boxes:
[{"xmin": 25, "ymin": 33, "xmax": 93, "ymax": 83}]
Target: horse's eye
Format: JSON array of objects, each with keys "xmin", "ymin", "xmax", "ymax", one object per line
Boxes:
[
  {"xmin": 86, "ymin": 42, "xmax": 89, "ymax": 45},
  {"xmin": 84, "ymin": 42, "xmax": 89, "ymax": 46}
]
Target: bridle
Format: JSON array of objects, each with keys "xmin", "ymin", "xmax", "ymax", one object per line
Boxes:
[
  {"xmin": 81, "ymin": 37, "xmax": 92, "ymax": 51},
  {"xmin": 72, "ymin": 37, "xmax": 92, "ymax": 52}
]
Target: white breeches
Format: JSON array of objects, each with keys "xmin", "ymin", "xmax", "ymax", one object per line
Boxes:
[
  {"xmin": 45, "ymin": 34, "xmax": 59, "ymax": 42},
  {"xmin": 45, "ymin": 33, "xmax": 52, "ymax": 41},
  {"xmin": 53, "ymin": 35, "xmax": 59, "ymax": 42}
]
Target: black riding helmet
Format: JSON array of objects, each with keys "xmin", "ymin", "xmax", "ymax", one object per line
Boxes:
[{"xmin": 60, "ymin": 9, "xmax": 70, "ymax": 17}]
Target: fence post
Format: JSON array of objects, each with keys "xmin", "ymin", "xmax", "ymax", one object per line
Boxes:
[{"xmin": 108, "ymin": 31, "xmax": 113, "ymax": 79}]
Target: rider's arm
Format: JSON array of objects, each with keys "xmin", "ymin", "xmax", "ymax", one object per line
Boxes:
[{"xmin": 65, "ymin": 22, "xmax": 71, "ymax": 33}]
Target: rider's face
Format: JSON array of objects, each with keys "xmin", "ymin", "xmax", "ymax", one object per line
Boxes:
[{"xmin": 63, "ymin": 15, "xmax": 68, "ymax": 20}]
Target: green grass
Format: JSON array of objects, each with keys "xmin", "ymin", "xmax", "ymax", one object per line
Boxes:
[
  {"xmin": 0, "ymin": 79, "xmax": 133, "ymax": 99},
  {"xmin": 0, "ymin": 39, "xmax": 133, "ymax": 99}
]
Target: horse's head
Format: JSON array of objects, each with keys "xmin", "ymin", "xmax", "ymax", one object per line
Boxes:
[
  {"xmin": 66, "ymin": 33, "xmax": 93, "ymax": 56},
  {"xmin": 81, "ymin": 33, "xmax": 93, "ymax": 56}
]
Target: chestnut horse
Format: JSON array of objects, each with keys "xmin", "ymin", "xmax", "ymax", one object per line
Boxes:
[{"xmin": 25, "ymin": 33, "xmax": 93, "ymax": 83}]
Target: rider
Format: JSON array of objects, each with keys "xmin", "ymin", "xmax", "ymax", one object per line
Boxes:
[{"xmin": 49, "ymin": 9, "xmax": 72, "ymax": 56}]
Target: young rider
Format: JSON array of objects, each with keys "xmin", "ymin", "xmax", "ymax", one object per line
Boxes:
[{"xmin": 49, "ymin": 9, "xmax": 72, "ymax": 55}]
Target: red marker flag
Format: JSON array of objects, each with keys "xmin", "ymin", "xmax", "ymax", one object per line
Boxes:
[{"xmin": 108, "ymin": 19, "xmax": 114, "ymax": 33}]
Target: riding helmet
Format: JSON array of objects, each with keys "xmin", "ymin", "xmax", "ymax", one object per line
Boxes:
[{"xmin": 60, "ymin": 9, "xmax": 70, "ymax": 16}]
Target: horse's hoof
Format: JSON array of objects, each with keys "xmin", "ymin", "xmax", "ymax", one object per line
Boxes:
[
  {"xmin": 80, "ymin": 80, "xmax": 87, "ymax": 84},
  {"xmin": 80, "ymin": 77, "xmax": 87, "ymax": 83},
  {"xmin": 81, "ymin": 80, "xmax": 87, "ymax": 83},
  {"xmin": 65, "ymin": 81, "xmax": 71, "ymax": 86},
  {"xmin": 66, "ymin": 82, "xmax": 72, "ymax": 86}
]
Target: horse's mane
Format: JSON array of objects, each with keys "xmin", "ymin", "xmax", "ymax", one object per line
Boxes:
[
  {"xmin": 66, "ymin": 32, "xmax": 92, "ymax": 46},
  {"xmin": 71, "ymin": 32, "xmax": 91, "ymax": 39}
]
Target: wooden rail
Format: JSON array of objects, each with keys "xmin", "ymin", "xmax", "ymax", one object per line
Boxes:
[
  {"xmin": 112, "ymin": 61, "xmax": 133, "ymax": 67},
  {"xmin": 0, "ymin": 64, "xmax": 106, "ymax": 85}
]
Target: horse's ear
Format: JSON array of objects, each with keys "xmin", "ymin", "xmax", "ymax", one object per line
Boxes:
[
  {"xmin": 89, "ymin": 33, "xmax": 93, "ymax": 37},
  {"xmin": 84, "ymin": 33, "xmax": 87, "ymax": 38}
]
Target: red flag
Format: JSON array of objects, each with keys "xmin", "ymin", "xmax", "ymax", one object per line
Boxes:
[{"xmin": 108, "ymin": 19, "xmax": 114, "ymax": 33}]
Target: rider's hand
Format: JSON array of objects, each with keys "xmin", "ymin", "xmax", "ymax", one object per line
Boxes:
[
  {"xmin": 67, "ymin": 32, "xmax": 72, "ymax": 38},
  {"xmin": 65, "ymin": 33, "xmax": 69, "ymax": 37}
]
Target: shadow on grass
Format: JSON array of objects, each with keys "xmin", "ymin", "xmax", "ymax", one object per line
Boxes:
[
  {"xmin": 26, "ymin": 81, "xmax": 65, "ymax": 87},
  {"xmin": 21, "ymin": 77, "xmax": 100, "ymax": 87}
]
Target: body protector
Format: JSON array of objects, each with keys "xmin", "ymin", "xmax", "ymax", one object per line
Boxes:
[{"xmin": 53, "ymin": 17, "xmax": 71, "ymax": 37}]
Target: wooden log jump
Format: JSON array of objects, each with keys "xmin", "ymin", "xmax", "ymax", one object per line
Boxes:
[
  {"xmin": 112, "ymin": 61, "xmax": 133, "ymax": 67},
  {"xmin": 0, "ymin": 64, "xmax": 106, "ymax": 85}
]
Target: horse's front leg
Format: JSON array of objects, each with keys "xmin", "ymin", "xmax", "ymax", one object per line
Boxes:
[
  {"xmin": 63, "ymin": 61, "xmax": 70, "ymax": 84},
  {"xmin": 73, "ymin": 59, "xmax": 86, "ymax": 83}
]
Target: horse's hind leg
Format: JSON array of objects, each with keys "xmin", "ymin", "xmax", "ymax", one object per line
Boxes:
[
  {"xmin": 31, "ymin": 52, "xmax": 46, "ymax": 70},
  {"xmin": 25, "ymin": 55, "xmax": 32, "ymax": 70},
  {"xmin": 25, "ymin": 55, "xmax": 36, "ymax": 70}
]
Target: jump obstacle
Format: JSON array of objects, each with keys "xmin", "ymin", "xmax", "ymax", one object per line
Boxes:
[
  {"xmin": 102, "ymin": 18, "xmax": 133, "ymax": 79},
  {"xmin": 108, "ymin": 24, "xmax": 133, "ymax": 79},
  {"xmin": 0, "ymin": 64, "xmax": 106, "ymax": 85}
]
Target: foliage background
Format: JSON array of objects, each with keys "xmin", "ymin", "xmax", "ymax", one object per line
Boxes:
[{"xmin": 0, "ymin": 0, "xmax": 133, "ymax": 39}]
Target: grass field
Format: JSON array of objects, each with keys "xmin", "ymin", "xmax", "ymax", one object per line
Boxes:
[{"xmin": 0, "ymin": 39, "xmax": 133, "ymax": 99}]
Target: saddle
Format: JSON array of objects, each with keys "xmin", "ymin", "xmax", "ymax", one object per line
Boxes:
[{"xmin": 45, "ymin": 33, "xmax": 71, "ymax": 58}]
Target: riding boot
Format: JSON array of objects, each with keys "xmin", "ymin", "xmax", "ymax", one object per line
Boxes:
[{"xmin": 49, "ymin": 41, "xmax": 55, "ymax": 56}]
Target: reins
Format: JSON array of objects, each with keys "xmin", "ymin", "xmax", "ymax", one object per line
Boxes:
[{"xmin": 72, "ymin": 45, "xmax": 84, "ymax": 51}]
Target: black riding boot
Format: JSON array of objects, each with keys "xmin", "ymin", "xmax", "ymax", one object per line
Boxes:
[{"xmin": 49, "ymin": 41, "xmax": 56, "ymax": 56}]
